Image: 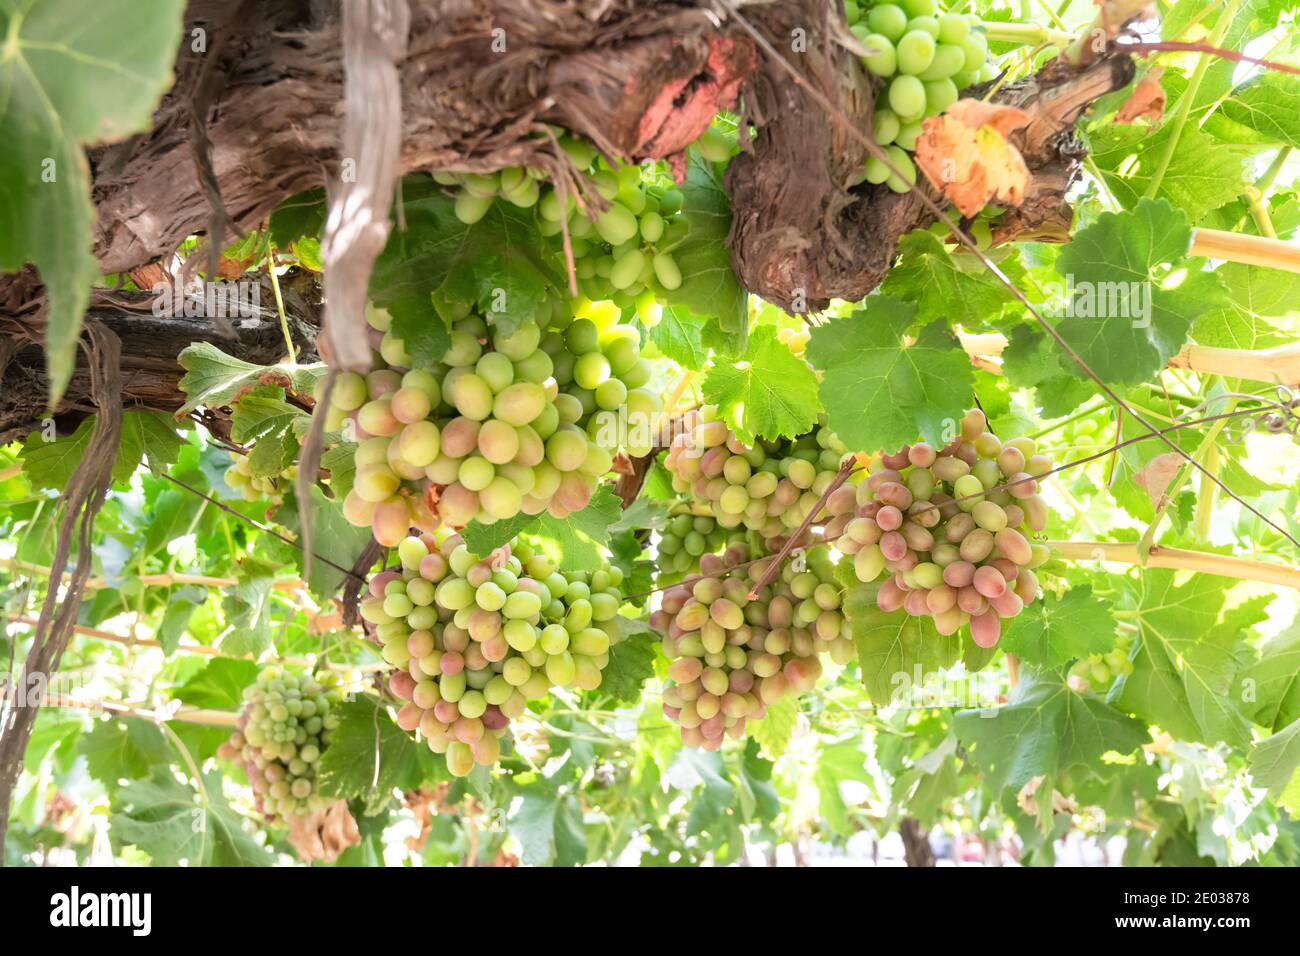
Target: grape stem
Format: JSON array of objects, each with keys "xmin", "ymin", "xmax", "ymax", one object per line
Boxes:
[
  {"xmin": 5, "ymin": 613, "xmax": 385, "ymax": 672},
  {"xmin": 42, "ymin": 692, "xmax": 240, "ymax": 728},
  {"xmin": 745, "ymin": 457, "xmax": 859, "ymax": 600},
  {"xmin": 979, "ymin": 21, "xmax": 1073, "ymax": 48},
  {"xmin": 1047, "ymin": 540, "xmax": 1300, "ymax": 589},
  {"xmin": 1190, "ymin": 227, "xmax": 1300, "ymax": 276}
]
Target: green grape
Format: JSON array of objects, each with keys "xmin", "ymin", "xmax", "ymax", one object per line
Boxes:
[
  {"xmin": 860, "ymin": 33, "xmax": 898, "ymax": 76},
  {"xmin": 896, "ymin": 30, "xmax": 936, "ymax": 75},
  {"xmin": 888, "ymin": 74, "xmax": 927, "ymax": 120}
]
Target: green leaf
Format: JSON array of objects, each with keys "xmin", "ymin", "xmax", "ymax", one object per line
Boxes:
[
  {"xmin": 881, "ymin": 230, "xmax": 1024, "ymax": 326},
  {"xmin": 465, "ymin": 484, "xmax": 622, "ymax": 569},
  {"xmin": 79, "ymin": 718, "xmax": 169, "ymax": 785},
  {"xmin": 955, "ymin": 670, "xmax": 1148, "ymax": 796},
  {"xmin": 174, "ymin": 659, "xmax": 260, "ymax": 710},
  {"xmin": 229, "ymin": 387, "xmax": 311, "ymax": 478},
  {"xmin": 0, "ymin": 0, "xmax": 186, "ymax": 404},
  {"xmin": 646, "ymin": 305, "xmax": 708, "ymax": 370},
  {"xmin": 321, "ymin": 442, "xmax": 358, "ymax": 498},
  {"xmin": 1000, "ymin": 324, "xmax": 1098, "ymax": 419},
  {"xmin": 806, "ymin": 298, "xmax": 974, "ymax": 456},
  {"xmin": 1054, "ymin": 198, "xmax": 1225, "ymax": 385},
  {"xmin": 659, "ymin": 153, "xmax": 747, "ymax": 335},
  {"xmin": 666, "ymin": 748, "xmax": 735, "ymax": 836},
  {"xmin": 111, "ymin": 768, "xmax": 271, "ymax": 866},
  {"xmin": 462, "ymin": 513, "xmax": 539, "ymax": 556},
  {"xmin": 278, "ymin": 486, "xmax": 375, "ymax": 601},
  {"xmin": 1193, "ymin": 262, "xmax": 1297, "ymax": 351},
  {"xmin": 316, "ymin": 697, "xmax": 419, "ymax": 814},
  {"xmin": 1115, "ymin": 570, "xmax": 1255, "ymax": 749},
  {"xmin": 19, "ymin": 414, "xmax": 166, "ymax": 489},
  {"xmin": 1218, "ymin": 72, "xmax": 1300, "ymax": 149},
  {"xmin": 814, "ymin": 741, "xmax": 873, "ymax": 835},
  {"xmin": 1240, "ymin": 624, "xmax": 1300, "ymax": 733},
  {"xmin": 845, "ymin": 586, "xmax": 962, "ymax": 706},
  {"xmin": 219, "ymin": 558, "xmax": 278, "ymax": 658},
  {"xmin": 1001, "ymin": 586, "xmax": 1117, "ymax": 670},
  {"xmin": 599, "ymin": 633, "xmax": 658, "ymax": 705},
  {"xmin": 156, "ymin": 584, "xmax": 207, "ymax": 654},
  {"xmin": 119, "ymin": 412, "xmax": 185, "ymax": 476},
  {"xmin": 701, "ymin": 324, "xmax": 820, "ymax": 446},
  {"xmin": 177, "ymin": 341, "xmax": 324, "ymax": 415},
  {"xmin": 749, "ymin": 694, "xmax": 798, "ymax": 760},
  {"xmin": 370, "ymin": 180, "xmax": 565, "ymax": 364},
  {"xmin": 509, "ymin": 783, "xmax": 588, "ymax": 867},
  {"xmin": 1249, "ymin": 718, "xmax": 1300, "ymax": 797},
  {"xmin": 1088, "ymin": 123, "xmax": 1258, "ymax": 221}
]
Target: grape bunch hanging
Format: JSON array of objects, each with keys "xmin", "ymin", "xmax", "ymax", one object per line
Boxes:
[
  {"xmin": 364, "ymin": 530, "xmax": 626, "ymax": 776},
  {"xmin": 218, "ymin": 667, "xmax": 343, "ymax": 823},
  {"xmin": 842, "ymin": 408, "xmax": 1052, "ymax": 647},
  {"xmin": 846, "ymin": 0, "xmax": 997, "ymax": 191},
  {"xmin": 328, "ymin": 305, "xmax": 660, "ymax": 546}
]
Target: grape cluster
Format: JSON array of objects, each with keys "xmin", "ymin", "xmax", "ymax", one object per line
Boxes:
[
  {"xmin": 845, "ymin": 0, "xmax": 997, "ymax": 191},
  {"xmin": 331, "ymin": 305, "xmax": 659, "ymax": 545},
  {"xmin": 218, "ymin": 667, "xmax": 343, "ymax": 823},
  {"xmin": 840, "ymin": 408, "xmax": 1051, "ymax": 648},
  {"xmin": 1068, "ymin": 639, "xmax": 1133, "ymax": 694},
  {"xmin": 434, "ymin": 132, "xmax": 690, "ymax": 312},
  {"xmin": 363, "ymin": 531, "xmax": 626, "ymax": 776},
  {"xmin": 222, "ymin": 450, "xmax": 297, "ymax": 503},
  {"xmin": 651, "ymin": 547, "xmax": 852, "ymax": 749},
  {"xmin": 663, "ymin": 405, "xmax": 854, "ymax": 545}
]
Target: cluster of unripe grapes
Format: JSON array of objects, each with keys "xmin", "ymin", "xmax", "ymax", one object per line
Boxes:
[
  {"xmin": 663, "ymin": 406, "xmax": 854, "ymax": 546},
  {"xmin": 433, "ymin": 131, "xmax": 689, "ymax": 312},
  {"xmin": 329, "ymin": 304, "xmax": 660, "ymax": 546},
  {"xmin": 218, "ymin": 667, "xmax": 343, "ymax": 823},
  {"xmin": 651, "ymin": 546, "xmax": 852, "ymax": 749},
  {"xmin": 363, "ymin": 531, "xmax": 625, "ymax": 776},
  {"xmin": 846, "ymin": 0, "xmax": 996, "ymax": 191},
  {"xmin": 841, "ymin": 408, "xmax": 1051, "ymax": 648},
  {"xmin": 222, "ymin": 450, "xmax": 297, "ymax": 503},
  {"xmin": 1068, "ymin": 640, "xmax": 1134, "ymax": 694},
  {"xmin": 656, "ymin": 511, "xmax": 752, "ymax": 581}
]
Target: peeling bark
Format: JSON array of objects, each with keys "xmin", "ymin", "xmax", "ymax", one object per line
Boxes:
[{"xmin": 724, "ymin": 0, "xmax": 1136, "ymax": 311}]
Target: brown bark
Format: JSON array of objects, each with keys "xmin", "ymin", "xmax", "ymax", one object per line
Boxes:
[
  {"xmin": 0, "ymin": 274, "xmax": 321, "ymax": 444},
  {"xmin": 900, "ymin": 816, "xmax": 936, "ymax": 867}
]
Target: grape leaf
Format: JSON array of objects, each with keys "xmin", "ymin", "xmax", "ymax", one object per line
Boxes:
[
  {"xmin": 701, "ymin": 324, "xmax": 820, "ymax": 445},
  {"xmin": 111, "ymin": 768, "xmax": 271, "ymax": 866},
  {"xmin": 1115, "ymin": 569, "xmax": 1255, "ymax": 749},
  {"xmin": 1054, "ymin": 198, "xmax": 1225, "ymax": 385},
  {"xmin": 646, "ymin": 305, "xmax": 708, "ymax": 370},
  {"xmin": 464, "ymin": 484, "xmax": 623, "ymax": 569},
  {"xmin": 1249, "ymin": 718, "xmax": 1300, "ymax": 797},
  {"xmin": 177, "ymin": 341, "xmax": 324, "ymax": 415},
  {"xmin": 1088, "ymin": 123, "xmax": 1258, "ymax": 221},
  {"xmin": 79, "ymin": 718, "xmax": 169, "ymax": 786},
  {"xmin": 174, "ymin": 659, "xmax": 260, "ymax": 710},
  {"xmin": 881, "ymin": 230, "xmax": 1024, "ymax": 326},
  {"xmin": 1193, "ymin": 262, "xmax": 1297, "ymax": 350},
  {"xmin": 659, "ymin": 153, "xmax": 747, "ymax": 336},
  {"xmin": 1218, "ymin": 72, "xmax": 1300, "ymax": 150},
  {"xmin": 750, "ymin": 694, "xmax": 798, "ymax": 760},
  {"xmin": 806, "ymin": 297, "xmax": 974, "ymax": 456},
  {"xmin": 509, "ymin": 781, "xmax": 588, "ymax": 867},
  {"xmin": 1240, "ymin": 624, "xmax": 1300, "ymax": 733},
  {"xmin": 954, "ymin": 670, "xmax": 1148, "ymax": 796},
  {"xmin": 0, "ymin": 0, "xmax": 186, "ymax": 404},
  {"xmin": 844, "ymin": 584, "xmax": 962, "ymax": 706},
  {"xmin": 666, "ymin": 748, "xmax": 736, "ymax": 836},
  {"xmin": 599, "ymin": 632, "xmax": 658, "ymax": 705},
  {"xmin": 119, "ymin": 412, "xmax": 186, "ymax": 477},
  {"xmin": 219, "ymin": 557, "xmax": 279, "ymax": 658},
  {"xmin": 321, "ymin": 442, "xmax": 357, "ymax": 498},
  {"xmin": 1000, "ymin": 324, "xmax": 1097, "ymax": 419},
  {"xmin": 370, "ymin": 178, "xmax": 565, "ymax": 365},
  {"xmin": 814, "ymin": 741, "xmax": 873, "ymax": 835},
  {"xmin": 19, "ymin": 414, "xmax": 162, "ymax": 489},
  {"xmin": 316, "ymin": 697, "xmax": 418, "ymax": 815},
  {"xmin": 229, "ymin": 387, "xmax": 311, "ymax": 478},
  {"xmin": 278, "ymin": 487, "xmax": 375, "ymax": 601},
  {"xmin": 1001, "ymin": 586, "xmax": 1117, "ymax": 669}
]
